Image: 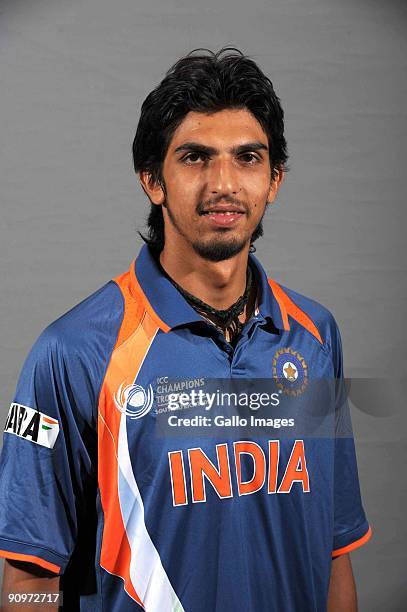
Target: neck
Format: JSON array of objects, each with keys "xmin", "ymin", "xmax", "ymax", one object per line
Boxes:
[{"xmin": 159, "ymin": 243, "xmax": 251, "ymax": 311}]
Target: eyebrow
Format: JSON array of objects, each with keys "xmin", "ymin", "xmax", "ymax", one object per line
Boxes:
[{"xmin": 173, "ymin": 141, "xmax": 269, "ymax": 156}]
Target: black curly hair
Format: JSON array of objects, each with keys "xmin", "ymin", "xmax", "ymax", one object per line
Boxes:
[{"xmin": 132, "ymin": 47, "xmax": 289, "ymax": 254}]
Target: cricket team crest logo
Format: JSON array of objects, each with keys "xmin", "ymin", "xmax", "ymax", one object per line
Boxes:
[
  {"xmin": 114, "ymin": 382, "xmax": 154, "ymax": 419},
  {"xmin": 272, "ymin": 348, "xmax": 308, "ymax": 396}
]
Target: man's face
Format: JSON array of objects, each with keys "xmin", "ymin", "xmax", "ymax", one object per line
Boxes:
[{"xmin": 140, "ymin": 108, "xmax": 283, "ymax": 262}]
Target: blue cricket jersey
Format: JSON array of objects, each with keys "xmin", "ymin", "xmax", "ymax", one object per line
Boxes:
[{"xmin": 0, "ymin": 244, "xmax": 371, "ymax": 611}]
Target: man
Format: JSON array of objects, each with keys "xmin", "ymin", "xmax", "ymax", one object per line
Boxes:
[{"xmin": 0, "ymin": 48, "xmax": 371, "ymax": 611}]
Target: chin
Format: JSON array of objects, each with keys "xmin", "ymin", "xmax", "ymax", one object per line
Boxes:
[{"xmin": 191, "ymin": 237, "xmax": 248, "ymax": 262}]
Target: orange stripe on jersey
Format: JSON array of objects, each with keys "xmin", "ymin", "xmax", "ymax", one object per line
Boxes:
[
  {"xmin": 268, "ymin": 278, "xmax": 323, "ymax": 344},
  {"xmin": 98, "ymin": 276, "xmax": 159, "ymax": 608},
  {"xmin": 267, "ymin": 279, "xmax": 290, "ymax": 330},
  {"xmin": 113, "ymin": 268, "xmax": 146, "ymax": 347},
  {"xmin": 331, "ymin": 526, "xmax": 372, "ymax": 558},
  {"xmin": 128, "ymin": 258, "xmax": 171, "ymax": 333},
  {"xmin": 0, "ymin": 550, "xmax": 60, "ymax": 574}
]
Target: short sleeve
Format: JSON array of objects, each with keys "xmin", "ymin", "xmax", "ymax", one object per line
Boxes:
[
  {"xmin": 331, "ymin": 320, "xmax": 372, "ymax": 558},
  {"xmin": 0, "ymin": 326, "xmax": 97, "ymax": 575}
]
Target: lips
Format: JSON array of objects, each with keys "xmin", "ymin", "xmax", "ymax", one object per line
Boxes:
[
  {"xmin": 199, "ymin": 207, "xmax": 246, "ymax": 227},
  {"xmin": 201, "ymin": 210, "xmax": 245, "ymax": 216},
  {"xmin": 200, "ymin": 205, "xmax": 245, "ymax": 216}
]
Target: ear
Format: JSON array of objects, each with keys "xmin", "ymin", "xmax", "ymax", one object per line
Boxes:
[
  {"xmin": 266, "ymin": 167, "xmax": 284, "ymax": 205},
  {"xmin": 139, "ymin": 171, "xmax": 166, "ymax": 206}
]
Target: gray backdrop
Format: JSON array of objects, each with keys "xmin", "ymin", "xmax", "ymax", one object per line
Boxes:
[{"xmin": 1, "ymin": 0, "xmax": 406, "ymax": 609}]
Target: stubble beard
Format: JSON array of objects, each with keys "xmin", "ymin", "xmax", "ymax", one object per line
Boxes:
[
  {"xmin": 163, "ymin": 202, "xmax": 264, "ymax": 262},
  {"xmin": 162, "ymin": 199, "xmax": 265, "ymax": 263}
]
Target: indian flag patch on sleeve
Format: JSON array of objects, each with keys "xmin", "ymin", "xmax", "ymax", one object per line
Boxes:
[{"xmin": 4, "ymin": 403, "xmax": 60, "ymax": 449}]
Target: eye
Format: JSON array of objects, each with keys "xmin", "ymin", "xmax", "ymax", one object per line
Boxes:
[
  {"xmin": 239, "ymin": 153, "xmax": 261, "ymax": 164},
  {"xmin": 181, "ymin": 152, "xmax": 208, "ymax": 164}
]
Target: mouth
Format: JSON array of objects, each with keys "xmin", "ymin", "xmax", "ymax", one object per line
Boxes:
[
  {"xmin": 200, "ymin": 210, "xmax": 245, "ymax": 216},
  {"xmin": 200, "ymin": 205, "xmax": 246, "ymax": 215},
  {"xmin": 199, "ymin": 209, "xmax": 246, "ymax": 227}
]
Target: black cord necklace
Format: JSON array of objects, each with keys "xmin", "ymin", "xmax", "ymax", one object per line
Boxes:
[{"xmin": 167, "ymin": 264, "xmax": 254, "ymax": 342}]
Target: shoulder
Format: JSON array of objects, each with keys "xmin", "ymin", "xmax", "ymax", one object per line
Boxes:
[
  {"xmin": 37, "ymin": 279, "xmax": 125, "ymax": 358},
  {"xmin": 275, "ymin": 281, "xmax": 342, "ymax": 354},
  {"xmin": 14, "ymin": 279, "xmax": 131, "ymax": 423},
  {"xmin": 18, "ymin": 279, "xmax": 129, "ymax": 398}
]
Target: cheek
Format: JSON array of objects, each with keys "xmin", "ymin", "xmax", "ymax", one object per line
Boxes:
[
  {"xmin": 249, "ymin": 186, "xmax": 271, "ymax": 211},
  {"xmin": 167, "ymin": 178, "xmax": 201, "ymax": 207},
  {"xmin": 243, "ymin": 174, "xmax": 271, "ymax": 200},
  {"xmin": 166, "ymin": 185, "xmax": 199, "ymax": 219}
]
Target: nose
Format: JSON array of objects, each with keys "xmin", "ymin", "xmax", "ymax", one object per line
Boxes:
[{"xmin": 207, "ymin": 157, "xmax": 240, "ymax": 195}]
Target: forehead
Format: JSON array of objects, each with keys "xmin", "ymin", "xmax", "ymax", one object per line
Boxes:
[{"xmin": 167, "ymin": 108, "xmax": 268, "ymax": 149}]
